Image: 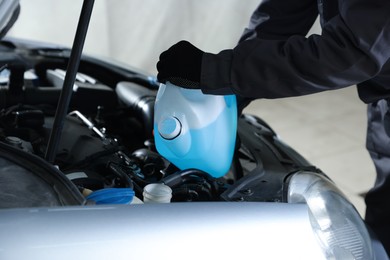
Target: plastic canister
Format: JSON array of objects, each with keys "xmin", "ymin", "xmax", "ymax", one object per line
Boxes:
[{"xmin": 154, "ymin": 82, "xmax": 237, "ymax": 178}]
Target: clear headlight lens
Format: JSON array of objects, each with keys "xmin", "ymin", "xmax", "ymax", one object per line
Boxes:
[{"xmin": 288, "ymin": 171, "xmax": 374, "ymax": 260}]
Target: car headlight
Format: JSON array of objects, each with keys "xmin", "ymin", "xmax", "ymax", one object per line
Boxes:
[{"xmin": 288, "ymin": 171, "xmax": 374, "ymax": 260}]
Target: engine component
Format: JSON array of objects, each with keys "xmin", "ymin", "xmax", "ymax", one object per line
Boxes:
[{"xmin": 115, "ymin": 81, "xmax": 156, "ymax": 138}]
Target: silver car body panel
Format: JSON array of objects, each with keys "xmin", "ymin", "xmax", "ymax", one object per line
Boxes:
[{"xmin": 0, "ymin": 202, "xmax": 325, "ymax": 260}]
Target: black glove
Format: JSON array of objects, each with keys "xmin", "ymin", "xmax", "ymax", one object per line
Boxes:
[{"xmin": 156, "ymin": 40, "xmax": 204, "ymax": 89}]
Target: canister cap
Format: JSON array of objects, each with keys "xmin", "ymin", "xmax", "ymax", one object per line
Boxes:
[{"xmin": 158, "ymin": 116, "xmax": 181, "ymax": 140}]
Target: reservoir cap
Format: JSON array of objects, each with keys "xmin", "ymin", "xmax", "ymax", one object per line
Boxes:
[{"xmin": 158, "ymin": 116, "xmax": 182, "ymax": 140}]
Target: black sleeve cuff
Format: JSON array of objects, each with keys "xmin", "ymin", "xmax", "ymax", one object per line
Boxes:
[{"xmin": 200, "ymin": 50, "xmax": 236, "ymax": 95}]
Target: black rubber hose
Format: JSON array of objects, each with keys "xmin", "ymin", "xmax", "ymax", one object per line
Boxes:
[
  {"xmin": 160, "ymin": 168, "xmax": 214, "ymax": 188},
  {"xmin": 108, "ymin": 162, "xmax": 134, "ymax": 189}
]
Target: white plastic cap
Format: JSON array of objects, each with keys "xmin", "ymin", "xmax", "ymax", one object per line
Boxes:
[
  {"xmin": 158, "ymin": 116, "xmax": 182, "ymax": 140},
  {"xmin": 143, "ymin": 183, "xmax": 172, "ymax": 203}
]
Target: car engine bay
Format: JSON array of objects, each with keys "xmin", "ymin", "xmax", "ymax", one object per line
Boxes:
[{"xmin": 0, "ymin": 38, "xmax": 317, "ymax": 206}]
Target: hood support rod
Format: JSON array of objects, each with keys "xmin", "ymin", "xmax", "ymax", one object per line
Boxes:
[{"xmin": 45, "ymin": 0, "xmax": 95, "ymax": 163}]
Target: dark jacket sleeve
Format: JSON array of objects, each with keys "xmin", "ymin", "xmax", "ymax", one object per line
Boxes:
[{"xmin": 200, "ymin": 0, "xmax": 390, "ymax": 99}]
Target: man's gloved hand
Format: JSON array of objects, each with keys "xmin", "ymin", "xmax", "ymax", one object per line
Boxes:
[{"xmin": 156, "ymin": 40, "xmax": 204, "ymax": 89}]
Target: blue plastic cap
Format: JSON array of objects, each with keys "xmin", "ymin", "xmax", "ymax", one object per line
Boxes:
[{"xmin": 86, "ymin": 188, "xmax": 135, "ymax": 205}]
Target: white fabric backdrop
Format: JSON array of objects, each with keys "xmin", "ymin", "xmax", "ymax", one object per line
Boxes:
[{"xmin": 8, "ymin": 0, "xmax": 263, "ymax": 75}]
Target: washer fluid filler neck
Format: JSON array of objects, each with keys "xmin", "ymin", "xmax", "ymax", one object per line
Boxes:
[{"xmin": 154, "ymin": 82, "xmax": 237, "ymax": 178}]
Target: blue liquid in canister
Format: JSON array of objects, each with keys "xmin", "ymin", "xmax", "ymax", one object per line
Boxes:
[{"xmin": 154, "ymin": 82, "xmax": 237, "ymax": 178}]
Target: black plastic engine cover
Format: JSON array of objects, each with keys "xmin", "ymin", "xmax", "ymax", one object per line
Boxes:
[{"xmin": 221, "ymin": 114, "xmax": 318, "ymax": 202}]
